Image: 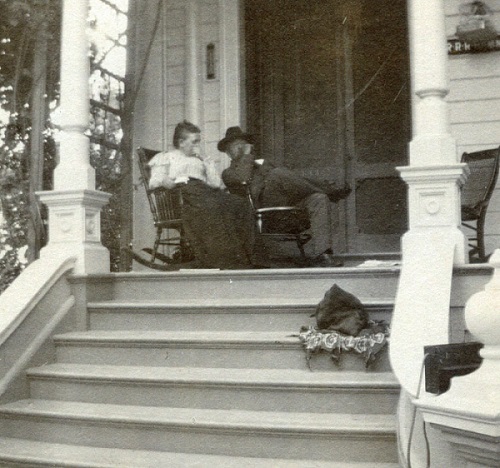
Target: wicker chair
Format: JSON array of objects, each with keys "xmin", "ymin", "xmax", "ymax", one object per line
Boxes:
[
  {"xmin": 137, "ymin": 147, "xmax": 191, "ymax": 263},
  {"xmin": 461, "ymin": 146, "xmax": 500, "ymax": 262}
]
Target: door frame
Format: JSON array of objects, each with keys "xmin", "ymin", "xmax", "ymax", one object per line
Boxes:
[{"xmin": 242, "ymin": 0, "xmax": 410, "ymax": 254}]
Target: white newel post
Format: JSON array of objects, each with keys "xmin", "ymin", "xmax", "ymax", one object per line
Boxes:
[
  {"xmin": 38, "ymin": 0, "xmax": 110, "ymax": 273},
  {"xmin": 390, "ymin": 0, "xmax": 469, "ymax": 465},
  {"xmin": 417, "ymin": 250, "xmax": 500, "ymax": 466}
]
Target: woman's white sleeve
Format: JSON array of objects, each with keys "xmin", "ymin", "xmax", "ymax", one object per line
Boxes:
[{"xmin": 148, "ymin": 157, "xmax": 171, "ymax": 189}]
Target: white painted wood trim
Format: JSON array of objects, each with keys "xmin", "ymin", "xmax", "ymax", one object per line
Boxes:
[
  {"xmin": 0, "ymin": 255, "xmax": 76, "ymax": 345},
  {"xmin": 0, "ymin": 296, "xmax": 75, "ymax": 397},
  {"xmin": 218, "ymin": 0, "xmax": 242, "ymax": 133},
  {"xmin": 185, "ymin": 0, "xmax": 201, "ymax": 124}
]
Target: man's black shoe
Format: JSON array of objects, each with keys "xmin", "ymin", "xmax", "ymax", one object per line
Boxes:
[{"xmin": 325, "ymin": 184, "xmax": 352, "ymax": 203}]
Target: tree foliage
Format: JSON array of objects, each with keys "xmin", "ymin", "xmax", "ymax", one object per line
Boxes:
[
  {"xmin": 0, "ymin": 0, "xmax": 60, "ymax": 293},
  {"xmin": 0, "ymin": 0, "xmax": 128, "ymax": 293}
]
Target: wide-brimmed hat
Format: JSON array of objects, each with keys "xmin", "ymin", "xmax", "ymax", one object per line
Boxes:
[{"xmin": 217, "ymin": 126, "xmax": 254, "ymax": 152}]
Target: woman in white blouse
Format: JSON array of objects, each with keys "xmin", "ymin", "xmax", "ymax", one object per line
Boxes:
[{"xmin": 148, "ymin": 120, "xmax": 257, "ymax": 269}]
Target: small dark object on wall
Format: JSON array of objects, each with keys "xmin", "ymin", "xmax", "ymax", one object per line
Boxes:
[
  {"xmin": 456, "ymin": 1, "xmax": 497, "ymax": 45},
  {"xmin": 206, "ymin": 43, "xmax": 215, "ymax": 79},
  {"xmin": 424, "ymin": 342, "xmax": 483, "ymax": 395}
]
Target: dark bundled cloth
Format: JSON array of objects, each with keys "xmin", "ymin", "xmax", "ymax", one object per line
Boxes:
[
  {"xmin": 313, "ymin": 284, "xmax": 368, "ymax": 336},
  {"xmin": 180, "ymin": 179, "xmax": 255, "ymax": 269}
]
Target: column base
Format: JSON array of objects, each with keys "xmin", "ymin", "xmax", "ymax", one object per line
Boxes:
[
  {"xmin": 417, "ymin": 362, "xmax": 500, "ymax": 467},
  {"xmin": 40, "ymin": 243, "xmax": 110, "ymax": 274},
  {"xmin": 417, "ymin": 356, "xmax": 500, "ymax": 432},
  {"xmin": 416, "ymin": 249, "xmax": 500, "ymax": 467},
  {"xmin": 38, "ymin": 189, "xmax": 111, "ymax": 274}
]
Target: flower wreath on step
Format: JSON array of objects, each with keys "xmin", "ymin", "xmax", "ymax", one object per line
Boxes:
[
  {"xmin": 295, "ymin": 283, "xmax": 390, "ymax": 369},
  {"xmin": 297, "ymin": 321, "xmax": 390, "ymax": 370}
]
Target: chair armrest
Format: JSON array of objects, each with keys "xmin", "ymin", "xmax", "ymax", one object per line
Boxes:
[
  {"xmin": 241, "ymin": 182, "xmax": 256, "ymax": 209},
  {"xmin": 255, "ymin": 206, "xmax": 302, "ymax": 214}
]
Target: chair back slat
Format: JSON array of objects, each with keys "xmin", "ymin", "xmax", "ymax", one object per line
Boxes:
[
  {"xmin": 137, "ymin": 147, "xmax": 162, "ymax": 223},
  {"xmin": 153, "ymin": 187, "xmax": 183, "ymax": 223},
  {"xmin": 461, "ymin": 146, "xmax": 500, "ymax": 262},
  {"xmin": 461, "ymin": 147, "xmax": 500, "ymax": 212},
  {"xmin": 135, "ymin": 147, "xmax": 190, "ymax": 264},
  {"xmin": 137, "ymin": 147, "xmax": 183, "ymax": 225}
]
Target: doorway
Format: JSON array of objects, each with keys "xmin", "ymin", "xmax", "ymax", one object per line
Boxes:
[{"xmin": 245, "ymin": 0, "xmax": 410, "ymax": 253}]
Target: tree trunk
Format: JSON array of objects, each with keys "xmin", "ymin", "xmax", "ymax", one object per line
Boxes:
[{"xmin": 27, "ymin": 17, "xmax": 48, "ymax": 263}]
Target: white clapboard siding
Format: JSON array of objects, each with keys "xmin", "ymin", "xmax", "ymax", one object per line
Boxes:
[
  {"xmin": 167, "ymin": 84, "xmax": 185, "ymax": 105},
  {"xmin": 450, "ymin": 100, "xmax": 500, "ymax": 124},
  {"xmin": 448, "ymin": 76, "xmax": 500, "ymax": 101},
  {"xmin": 201, "ymin": 0, "xmax": 222, "ymax": 149},
  {"xmin": 451, "ymin": 122, "xmax": 500, "ymax": 146},
  {"xmin": 165, "ymin": 5, "xmax": 186, "ymax": 29},
  {"xmin": 449, "ymin": 55, "xmax": 500, "ymax": 81}
]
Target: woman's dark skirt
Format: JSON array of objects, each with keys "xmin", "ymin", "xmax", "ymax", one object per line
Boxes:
[{"xmin": 180, "ymin": 179, "xmax": 255, "ymax": 269}]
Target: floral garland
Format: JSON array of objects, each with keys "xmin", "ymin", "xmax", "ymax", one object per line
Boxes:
[{"xmin": 297, "ymin": 321, "xmax": 390, "ymax": 369}]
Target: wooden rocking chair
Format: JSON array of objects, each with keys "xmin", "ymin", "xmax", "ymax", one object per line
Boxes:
[
  {"xmin": 461, "ymin": 146, "xmax": 500, "ymax": 263},
  {"xmin": 135, "ymin": 147, "xmax": 193, "ymax": 266}
]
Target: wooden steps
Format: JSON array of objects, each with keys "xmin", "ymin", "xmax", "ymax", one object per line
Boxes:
[
  {"xmin": 86, "ymin": 299, "xmax": 392, "ymax": 331},
  {"xmin": 0, "ymin": 400, "xmax": 397, "ymax": 463},
  {"xmin": 80, "ymin": 267, "xmax": 401, "ymax": 303},
  {"xmin": 0, "ymin": 436, "xmax": 400, "ymax": 468},
  {"xmin": 0, "ymin": 268, "xmax": 401, "ymax": 466},
  {"xmin": 51, "ymin": 329, "xmax": 393, "ymax": 371},
  {"xmin": 28, "ymin": 364, "xmax": 399, "ymax": 414}
]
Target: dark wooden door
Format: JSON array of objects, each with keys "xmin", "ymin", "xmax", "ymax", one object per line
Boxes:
[{"xmin": 245, "ymin": 0, "xmax": 410, "ymax": 253}]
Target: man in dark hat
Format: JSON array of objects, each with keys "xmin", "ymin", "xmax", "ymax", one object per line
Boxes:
[{"xmin": 219, "ymin": 126, "xmax": 350, "ymax": 267}]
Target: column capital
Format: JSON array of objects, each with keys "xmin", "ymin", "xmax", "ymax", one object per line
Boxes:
[
  {"xmin": 415, "ymin": 88, "xmax": 449, "ymax": 99},
  {"xmin": 398, "ymin": 163, "xmax": 469, "ymax": 184}
]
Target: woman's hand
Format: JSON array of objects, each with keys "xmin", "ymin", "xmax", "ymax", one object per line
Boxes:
[
  {"xmin": 174, "ymin": 176, "xmax": 189, "ymax": 185},
  {"xmin": 161, "ymin": 176, "xmax": 177, "ymax": 190}
]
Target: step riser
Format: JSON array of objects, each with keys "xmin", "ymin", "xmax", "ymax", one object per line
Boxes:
[
  {"xmin": 0, "ymin": 417, "xmax": 398, "ymax": 463},
  {"xmin": 29, "ymin": 379, "xmax": 399, "ymax": 415},
  {"xmin": 84, "ymin": 272, "xmax": 399, "ymax": 303},
  {"xmin": 90, "ymin": 308, "xmax": 315, "ymax": 332},
  {"xmin": 55, "ymin": 344, "xmax": 392, "ymax": 372},
  {"xmin": 88, "ymin": 307, "xmax": 392, "ymax": 332},
  {"xmin": 0, "ymin": 436, "xmax": 402, "ymax": 467}
]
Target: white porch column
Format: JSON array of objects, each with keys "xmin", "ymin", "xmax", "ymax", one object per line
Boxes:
[
  {"xmin": 38, "ymin": 0, "xmax": 110, "ymax": 273},
  {"xmin": 390, "ymin": 2, "xmax": 469, "ymax": 465},
  {"xmin": 391, "ymin": 0, "xmax": 469, "ymax": 396},
  {"xmin": 417, "ymin": 250, "xmax": 500, "ymax": 466}
]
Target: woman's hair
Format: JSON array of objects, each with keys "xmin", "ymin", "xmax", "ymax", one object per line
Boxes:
[{"xmin": 173, "ymin": 120, "xmax": 201, "ymax": 148}]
